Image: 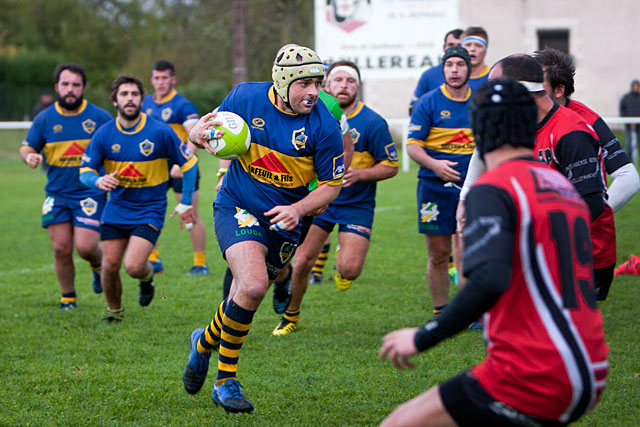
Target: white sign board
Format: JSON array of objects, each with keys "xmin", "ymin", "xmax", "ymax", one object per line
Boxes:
[{"xmin": 315, "ymin": 0, "xmax": 459, "ymax": 80}]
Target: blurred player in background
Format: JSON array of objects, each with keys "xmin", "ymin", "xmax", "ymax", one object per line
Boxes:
[
  {"xmin": 80, "ymin": 74, "xmax": 197, "ymax": 322},
  {"xmin": 182, "ymin": 45, "xmax": 344, "ymax": 414},
  {"xmin": 20, "ymin": 63, "xmax": 111, "ymax": 310},
  {"xmin": 143, "ymin": 60, "xmax": 208, "ymax": 276},
  {"xmin": 380, "ymin": 79, "xmax": 608, "ymax": 427},
  {"xmin": 272, "ymin": 60, "xmax": 398, "ymax": 336}
]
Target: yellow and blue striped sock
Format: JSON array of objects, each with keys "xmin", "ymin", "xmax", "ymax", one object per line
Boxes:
[
  {"xmin": 216, "ymin": 299, "xmax": 255, "ymax": 385},
  {"xmin": 198, "ymin": 299, "xmax": 226, "ymax": 353}
]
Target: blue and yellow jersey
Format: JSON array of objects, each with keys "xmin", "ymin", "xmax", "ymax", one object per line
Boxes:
[
  {"xmin": 408, "ymin": 84, "xmax": 475, "ymax": 180},
  {"xmin": 332, "ymin": 101, "xmax": 397, "ymax": 208},
  {"xmin": 80, "ymin": 113, "xmax": 197, "ymax": 228},
  {"xmin": 216, "ymin": 82, "xmax": 345, "ymax": 239},
  {"xmin": 409, "ymin": 64, "xmax": 491, "ymax": 114},
  {"xmin": 21, "ymin": 100, "xmax": 112, "ymax": 198},
  {"xmin": 142, "ymin": 90, "xmax": 199, "ymax": 142}
]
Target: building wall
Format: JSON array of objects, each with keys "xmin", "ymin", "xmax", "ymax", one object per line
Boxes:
[{"xmin": 363, "ymin": 0, "xmax": 640, "ymax": 120}]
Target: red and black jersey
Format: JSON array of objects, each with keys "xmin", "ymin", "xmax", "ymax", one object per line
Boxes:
[
  {"xmin": 467, "ymin": 159, "xmax": 608, "ymax": 423},
  {"xmin": 536, "ymin": 103, "xmax": 615, "ymax": 269},
  {"xmin": 566, "ymin": 98, "xmax": 630, "ymax": 176}
]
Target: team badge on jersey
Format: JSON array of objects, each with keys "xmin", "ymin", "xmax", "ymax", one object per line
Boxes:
[
  {"xmin": 179, "ymin": 142, "xmax": 193, "ymax": 159},
  {"xmin": 440, "ymin": 110, "xmax": 451, "ymax": 119},
  {"xmin": 252, "ymin": 118, "xmax": 265, "ymax": 129},
  {"xmin": 42, "ymin": 196, "xmax": 55, "ymax": 215},
  {"xmin": 82, "ymin": 119, "xmax": 96, "ymax": 134},
  {"xmin": 234, "ymin": 207, "xmax": 259, "ymax": 228},
  {"xmin": 385, "ymin": 143, "xmax": 398, "ymax": 160},
  {"xmin": 420, "ymin": 202, "xmax": 439, "ymax": 223},
  {"xmin": 139, "ymin": 139, "xmax": 154, "ymax": 156},
  {"xmin": 292, "ymin": 128, "xmax": 307, "ymax": 150},
  {"xmin": 53, "ymin": 124, "xmax": 63, "ymax": 134},
  {"xmin": 161, "ymin": 107, "xmax": 172, "ymax": 121},
  {"xmin": 80, "ymin": 197, "xmax": 98, "ymax": 216},
  {"xmin": 279, "ymin": 242, "xmax": 296, "ymax": 264},
  {"xmin": 145, "ymin": 108, "xmax": 153, "ymax": 115},
  {"xmin": 349, "ymin": 128, "xmax": 361, "ymax": 144},
  {"xmin": 111, "ymin": 144, "xmax": 121, "ymax": 153},
  {"xmin": 333, "ymin": 153, "xmax": 345, "ymax": 178}
]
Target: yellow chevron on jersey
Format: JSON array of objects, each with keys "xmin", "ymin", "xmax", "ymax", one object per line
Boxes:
[
  {"xmin": 408, "ymin": 127, "xmax": 475, "ymax": 154},
  {"xmin": 45, "ymin": 139, "xmax": 90, "ymax": 167},
  {"xmin": 103, "ymin": 158, "xmax": 170, "ymax": 188},
  {"xmin": 238, "ymin": 143, "xmax": 314, "ymax": 189}
]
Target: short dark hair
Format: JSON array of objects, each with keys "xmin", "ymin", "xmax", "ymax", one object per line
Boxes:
[
  {"xmin": 54, "ymin": 63, "xmax": 87, "ymax": 86},
  {"xmin": 461, "ymin": 26, "xmax": 489, "ymax": 46},
  {"xmin": 444, "ymin": 28, "xmax": 463, "ymax": 44},
  {"xmin": 497, "ymin": 54, "xmax": 544, "ymax": 83},
  {"xmin": 533, "ymin": 48, "xmax": 575, "ymax": 98},
  {"xmin": 110, "ymin": 74, "xmax": 145, "ymax": 103},
  {"xmin": 153, "ymin": 59, "xmax": 175, "ymax": 75},
  {"xmin": 326, "ymin": 60, "xmax": 361, "ymax": 83}
]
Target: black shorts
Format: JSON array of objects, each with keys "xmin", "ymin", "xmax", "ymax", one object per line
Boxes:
[
  {"xmin": 439, "ymin": 371, "xmax": 568, "ymax": 427},
  {"xmin": 100, "ymin": 223, "xmax": 161, "ymax": 245},
  {"xmin": 594, "ymin": 264, "xmax": 614, "ymax": 301},
  {"xmin": 169, "ymin": 166, "xmax": 201, "ymax": 193}
]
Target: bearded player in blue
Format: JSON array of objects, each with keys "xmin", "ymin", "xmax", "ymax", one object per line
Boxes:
[
  {"xmin": 182, "ymin": 45, "xmax": 345, "ymax": 414},
  {"xmin": 80, "ymin": 74, "xmax": 197, "ymax": 322},
  {"xmin": 20, "ymin": 63, "xmax": 112, "ymax": 310}
]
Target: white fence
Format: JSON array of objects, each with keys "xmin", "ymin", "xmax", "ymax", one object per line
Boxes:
[{"xmin": 4, "ymin": 118, "xmax": 640, "ymax": 173}]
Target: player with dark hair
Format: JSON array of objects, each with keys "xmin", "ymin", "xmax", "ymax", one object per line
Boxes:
[
  {"xmin": 272, "ymin": 60, "xmax": 398, "ymax": 336},
  {"xmin": 407, "ymin": 46, "xmax": 475, "ymax": 319},
  {"xmin": 80, "ymin": 74, "xmax": 197, "ymax": 322},
  {"xmin": 182, "ymin": 45, "xmax": 344, "ymax": 413},
  {"xmin": 533, "ymin": 47, "xmax": 640, "ymax": 214},
  {"xmin": 409, "ymin": 28, "xmax": 463, "ymax": 115},
  {"xmin": 20, "ymin": 63, "xmax": 112, "ymax": 310},
  {"xmin": 460, "ymin": 54, "xmax": 614, "ymax": 301},
  {"xmin": 380, "ymin": 79, "xmax": 608, "ymax": 427},
  {"xmin": 143, "ymin": 59, "xmax": 209, "ymax": 276}
]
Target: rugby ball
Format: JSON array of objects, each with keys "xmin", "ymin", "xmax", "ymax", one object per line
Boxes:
[{"xmin": 205, "ymin": 111, "xmax": 251, "ymax": 160}]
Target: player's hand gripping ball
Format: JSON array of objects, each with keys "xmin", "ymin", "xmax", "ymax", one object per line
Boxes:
[{"xmin": 205, "ymin": 111, "xmax": 251, "ymax": 160}]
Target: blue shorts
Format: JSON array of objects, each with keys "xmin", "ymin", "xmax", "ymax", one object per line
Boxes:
[
  {"xmin": 213, "ymin": 204, "xmax": 298, "ymax": 280},
  {"xmin": 417, "ymin": 177, "xmax": 461, "ymax": 235},
  {"xmin": 100, "ymin": 222, "xmax": 161, "ymax": 245},
  {"xmin": 312, "ymin": 217, "xmax": 372, "ymax": 240},
  {"xmin": 41, "ymin": 193, "xmax": 105, "ymax": 232},
  {"xmin": 169, "ymin": 165, "xmax": 200, "ymax": 193}
]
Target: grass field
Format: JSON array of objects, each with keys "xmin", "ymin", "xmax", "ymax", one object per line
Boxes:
[{"xmin": 1, "ymin": 128, "xmax": 639, "ymax": 426}]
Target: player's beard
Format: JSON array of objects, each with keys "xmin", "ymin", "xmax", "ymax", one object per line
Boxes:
[
  {"xmin": 117, "ymin": 103, "xmax": 142, "ymax": 121},
  {"xmin": 57, "ymin": 93, "xmax": 83, "ymax": 110},
  {"xmin": 337, "ymin": 92, "xmax": 357, "ymax": 108}
]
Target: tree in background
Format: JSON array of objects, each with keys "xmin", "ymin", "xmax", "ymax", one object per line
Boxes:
[{"xmin": 0, "ymin": 0, "xmax": 315, "ymax": 120}]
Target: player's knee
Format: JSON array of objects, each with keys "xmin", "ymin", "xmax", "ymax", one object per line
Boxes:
[
  {"xmin": 238, "ymin": 280, "xmax": 269, "ymax": 303},
  {"xmin": 51, "ymin": 242, "xmax": 73, "ymax": 261},
  {"xmin": 123, "ymin": 259, "xmax": 147, "ymax": 278},
  {"xmin": 292, "ymin": 251, "xmax": 316, "ymax": 274},
  {"xmin": 337, "ymin": 262, "xmax": 362, "ymax": 281},
  {"xmin": 427, "ymin": 250, "xmax": 450, "ymax": 267},
  {"xmin": 75, "ymin": 241, "xmax": 98, "ymax": 260},
  {"xmin": 102, "ymin": 259, "xmax": 121, "ymax": 275}
]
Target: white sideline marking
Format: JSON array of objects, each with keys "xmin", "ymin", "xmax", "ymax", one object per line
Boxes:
[{"xmin": 0, "ymin": 258, "xmax": 82, "ymax": 277}]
